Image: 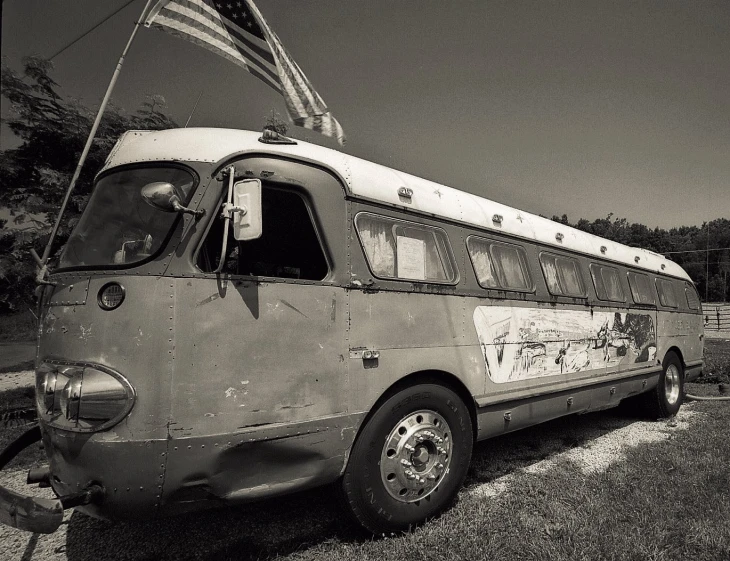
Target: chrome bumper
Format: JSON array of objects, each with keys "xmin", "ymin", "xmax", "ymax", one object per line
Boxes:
[{"xmin": 0, "ymin": 425, "xmax": 103, "ymax": 534}]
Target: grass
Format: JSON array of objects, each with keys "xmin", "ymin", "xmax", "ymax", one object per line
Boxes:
[
  {"xmin": 703, "ymin": 339, "xmax": 730, "ymax": 384},
  {"xmin": 0, "ymin": 310, "xmax": 37, "ymax": 343},
  {"xmin": 1, "ymin": 343, "xmax": 729, "ymax": 561}
]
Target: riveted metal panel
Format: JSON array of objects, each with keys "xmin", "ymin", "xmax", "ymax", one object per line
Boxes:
[{"xmin": 47, "ymin": 277, "xmax": 90, "ymax": 306}]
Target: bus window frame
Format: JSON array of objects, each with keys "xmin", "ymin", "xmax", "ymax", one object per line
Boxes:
[
  {"xmin": 56, "ymin": 163, "xmax": 200, "ymax": 274},
  {"xmin": 465, "ymin": 235, "xmax": 535, "ymax": 293},
  {"xmin": 589, "ymin": 262, "xmax": 626, "ymax": 303},
  {"xmin": 538, "ymin": 251, "xmax": 588, "ymax": 298},
  {"xmin": 626, "ymin": 271, "xmax": 657, "ymax": 307},
  {"xmin": 684, "ymin": 282, "xmax": 701, "ymax": 310},
  {"xmin": 192, "ymin": 176, "xmax": 334, "ymax": 284},
  {"xmin": 655, "ymin": 277, "xmax": 679, "ymax": 309},
  {"xmin": 354, "ymin": 211, "xmax": 459, "ymax": 285}
]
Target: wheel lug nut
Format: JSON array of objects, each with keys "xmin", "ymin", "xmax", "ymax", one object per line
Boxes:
[
  {"xmin": 404, "ymin": 444, "xmax": 415, "ymax": 452},
  {"xmin": 437, "ymin": 463, "xmax": 444, "ymax": 470},
  {"xmin": 427, "ymin": 474, "xmax": 437, "ymax": 481},
  {"xmin": 416, "ymin": 435, "xmax": 424, "ymax": 443},
  {"xmin": 400, "ymin": 459, "xmax": 412, "ymax": 467}
]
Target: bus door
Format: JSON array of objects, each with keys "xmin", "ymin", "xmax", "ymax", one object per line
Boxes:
[
  {"xmin": 163, "ymin": 162, "xmax": 350, "ymax": 499},
  {"xmin": 176, "ymin": 175, "xmax": 348, "ymax": 428}
]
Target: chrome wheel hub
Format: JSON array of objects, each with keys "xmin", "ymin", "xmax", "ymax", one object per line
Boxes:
[
  {"xmin": 665, "ymin": 364, "xmax": 680, "ymax": 405},
  {"xmin": 380, "ymin": 410, "xmax": 452, "ymax": 503}
]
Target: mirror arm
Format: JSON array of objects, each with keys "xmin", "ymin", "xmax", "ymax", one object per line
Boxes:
[
  {"xmin": 171, "ymin": 199, "xmax": 205, "ymax": 218},
  {"xmin": 213, "ymin": 166, "xmax": 235, "ymax": 274}
]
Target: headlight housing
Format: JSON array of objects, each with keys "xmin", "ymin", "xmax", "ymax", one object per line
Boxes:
[{"xmin": 35, "ymin": 362, "xmax": 135, "ymax": 432}]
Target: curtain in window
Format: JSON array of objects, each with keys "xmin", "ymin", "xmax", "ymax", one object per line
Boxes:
[
  {"xmin": 492, "ymin": 245, "xmax": 528, "ymax": 289},
  {"xmin": 467, "ymin": 239, "xmax": 498, "ymax": 288},
  {"xmin": 558, "ymin": 260, "xmax": 583, "ymax": 296},
  {"xmin": 603, "ymin": 269, "xmax": 624, "ymax": 301},
  {"xmin": 358, "ymin": 216, "xmax": 396, "ymax": 276},
  {"xmin": 541, "ymin": 256, "xmax": 561, "ymax": 294}
]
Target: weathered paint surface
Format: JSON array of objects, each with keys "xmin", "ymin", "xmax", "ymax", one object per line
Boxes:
[
  {"xmin": 474, "ymin": 306, "xmax": 656, "ymax": 383},
  {"xmin": 171, "ymin": 279, "xmax": 348, "ymax": 437}
]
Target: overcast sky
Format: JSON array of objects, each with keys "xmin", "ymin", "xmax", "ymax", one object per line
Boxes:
[{"xmin": 2, "ymin": 0, "xmax": 728, "ymax": 229}]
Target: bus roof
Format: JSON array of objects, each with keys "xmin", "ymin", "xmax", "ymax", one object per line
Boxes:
[{"xmin": 102, "ymin": 128, "xmax": 691, "ymax": 282}]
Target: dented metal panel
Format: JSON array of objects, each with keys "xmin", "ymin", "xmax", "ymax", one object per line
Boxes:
[{"xmin": 171, "ymin": 279, "xmax": 348, "ymax": 436}]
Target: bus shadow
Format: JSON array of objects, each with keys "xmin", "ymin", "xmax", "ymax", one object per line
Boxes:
[
  {"xmin": 64, "ymin": 484, "xmax": 364, "ymax": 561},
  {"xmin": 63, "ymin": 406, "xmax": 646, "ymax": 561},
  {"xmin": 465, "ymin": 404, "xmax": 646, "ymax": 488}
]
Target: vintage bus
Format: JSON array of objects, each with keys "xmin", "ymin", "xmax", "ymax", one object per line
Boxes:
[{"xmin": 0, "ymin": 128, "xmax": 703, "ymax": 534}]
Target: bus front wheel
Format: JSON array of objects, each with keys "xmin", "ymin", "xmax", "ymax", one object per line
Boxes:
[
  {"xmin": 341, "ymin": 384, "xmax": 473, "ymax": 534},
  {"xmin": 643, "ymin": 352, "xmax": 684, "ymax": 419}
]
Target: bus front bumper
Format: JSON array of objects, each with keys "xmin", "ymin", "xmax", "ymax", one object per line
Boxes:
[{"xmin": 0, "ymin": 426, "xmax": 102, "ymax": 534}]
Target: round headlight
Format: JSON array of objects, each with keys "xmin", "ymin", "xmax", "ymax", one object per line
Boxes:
[{"xmin": 98, "ymin": 282, "xmax": 125, "ymax": 310}]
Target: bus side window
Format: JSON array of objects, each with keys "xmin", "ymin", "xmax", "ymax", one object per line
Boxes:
[
  {"xmin": 590, "ymin": 263, "xmax": 626, "ymax": 302},
  {"xmin": 466, "ymin": 237, "xmax": 533, "ymax": 292},
  {"xmin": 197, "ymin": 187, "xmax": 328, "ymax": 280},
  {"xmin": 685, "ymin": 282, "xmax": 701, "ymax": 310},
  {"xmin": 354, "ymin": 212, "xmax": 457, "ymax": 283},
  {"xmin": 539, "ymin": 253, "xmax": 586, "ymax": 297},
  {"xmin": 627, "ymin": 272, "xmax": 656, "ymax": 306},
  {"xmin": 656, "ymin": 278, "xmax": 678, "ymax": 308}
]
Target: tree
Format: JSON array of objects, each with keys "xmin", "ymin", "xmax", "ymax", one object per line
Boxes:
[{"xmin": 0, "ymin": 56, "xmax": 177, "ymax": 313}]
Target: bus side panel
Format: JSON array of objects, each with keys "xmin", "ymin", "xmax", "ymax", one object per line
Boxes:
[
  {"xmin": 160, "ymin": 278, "xmax": 352, "ymax": 506},
  {"xmin": 348, "ymin": 289, "xmax": 485, "ymax": 412},
  {"xmin": 171, "ymin": 279, "xmax": 348, "ymax": 432},
  {"xmin": 656, "ymin": 310, "xmax": 704, "ymax": 367}
]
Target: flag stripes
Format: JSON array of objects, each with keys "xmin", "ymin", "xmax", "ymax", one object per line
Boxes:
[{"xmin": 145, "ymin": 0, "xmax": 346, "ymax": 144}]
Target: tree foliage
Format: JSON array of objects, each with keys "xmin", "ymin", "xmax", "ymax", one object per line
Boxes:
[{"xmin": 0, "ymin": 56, "xmax": 177, "ymax": 312}]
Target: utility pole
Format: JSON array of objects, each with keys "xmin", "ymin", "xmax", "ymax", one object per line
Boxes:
[{"xmin": 706, "ymin": 221, "xmax": 710, "ymax": 302}]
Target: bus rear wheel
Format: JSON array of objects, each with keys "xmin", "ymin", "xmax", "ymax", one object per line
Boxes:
[
  {"xmin": 341, "ymin": 384, "xmax": 473, "ymax": 534},
  {"xmin": 643, "ymin": 352, "xmax": 684, "ymax": 419}
]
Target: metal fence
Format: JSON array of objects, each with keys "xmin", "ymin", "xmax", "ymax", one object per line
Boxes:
[{"xmin": 704, "ymin": 303, "xmax": 730, "ymax": 331}]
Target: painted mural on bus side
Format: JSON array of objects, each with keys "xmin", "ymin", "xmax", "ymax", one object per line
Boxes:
[{"xmin": 473, "ymin": 306, "xmax": 656, "ymax": 383}]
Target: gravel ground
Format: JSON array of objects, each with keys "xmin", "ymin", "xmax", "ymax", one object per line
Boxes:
[
  {"xmin": 470, "ymin": 405, "xmax": 698, "ymax": 499},
  {"xmin": 0, "ymin": 370, "xmax": 34, "ymax": 393}
]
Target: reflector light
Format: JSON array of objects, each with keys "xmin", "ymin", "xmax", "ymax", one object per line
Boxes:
[{"xmin": 98, "ymin": 282, "xmax": 125, "ymax": 310}]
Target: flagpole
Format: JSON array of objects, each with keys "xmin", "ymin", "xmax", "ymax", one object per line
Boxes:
[{"xmin": 38, "ymin": 0, "xmax": 154, "ymax": 267}]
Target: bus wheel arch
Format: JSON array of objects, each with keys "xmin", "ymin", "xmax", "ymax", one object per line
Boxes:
[
  {"xmin": 664, "ymin": 346, "xmax": 685, "ymax": 375},
  {"xmin": 642, "ymin": 350, "xmax": 684, "ymax": 419},
  {"xmin": 340, "ymin": 373, "xmax": 476, "ymax": 533},
  {"xmin": 353, "ymin": 370, "xmax": 479, "ymax": 446}
]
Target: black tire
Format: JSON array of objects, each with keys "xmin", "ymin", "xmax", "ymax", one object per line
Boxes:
[
  {"xmin": 642, "ymin": 352, "xmax": 684, "ymax": 419},
  {"xmin": 341, "ymin": 384, "xmax": 473, "ymax": 534}
]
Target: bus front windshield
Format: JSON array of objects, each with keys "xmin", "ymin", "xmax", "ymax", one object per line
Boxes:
[{"xmin": 59, "ymin": 167, "xmax": 196, "ymax": 269}]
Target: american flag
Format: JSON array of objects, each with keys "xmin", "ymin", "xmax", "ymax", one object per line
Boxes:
[{"xmin": 144, "ymin": 0, "xmax": 346, "ymax": 144}]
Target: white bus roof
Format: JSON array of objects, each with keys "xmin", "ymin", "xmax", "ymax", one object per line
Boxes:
[{"xmin": 102, "ymin": 128, "xmax": 691, "ymax": 282}]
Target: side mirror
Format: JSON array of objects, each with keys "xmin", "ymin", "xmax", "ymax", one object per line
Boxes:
[
  {"xmin": 228, "ymin": 179, "xmax": 262, "ymax": 241},
  {"xmin": 141, "ymin": 182, "xmax": 204, "ymax": 217}
]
